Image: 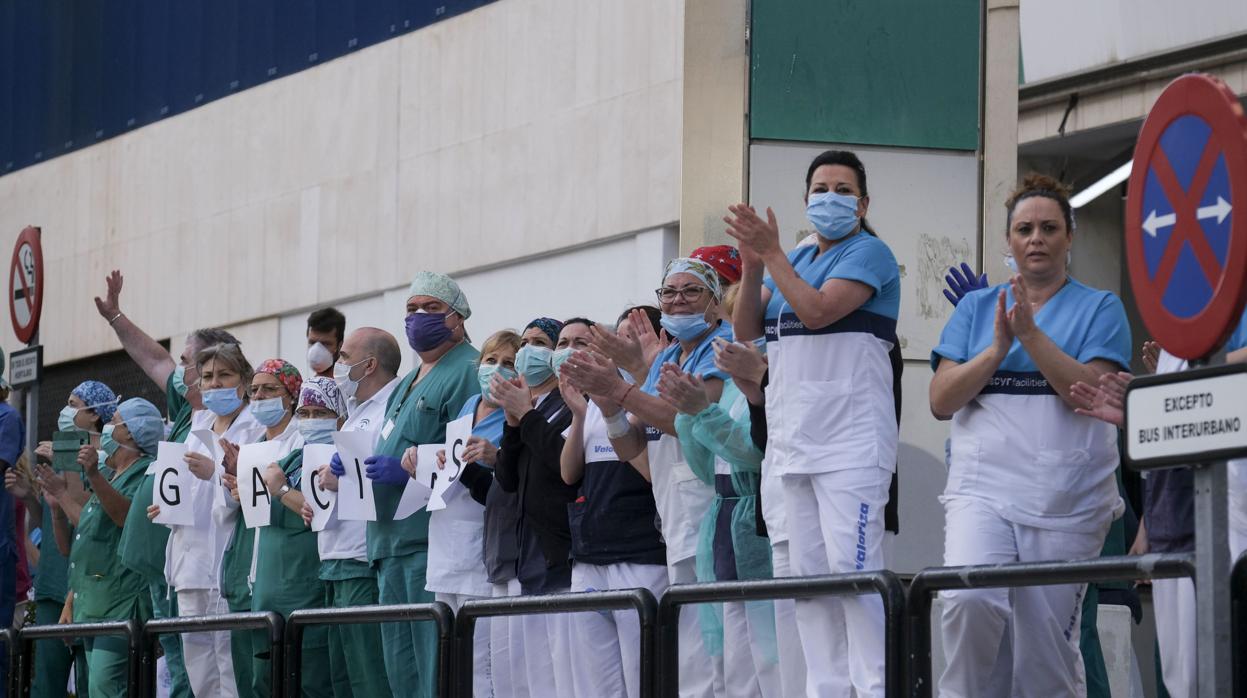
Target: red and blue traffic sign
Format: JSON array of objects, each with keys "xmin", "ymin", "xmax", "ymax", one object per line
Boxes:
[{"xmin": 1126, "ymin": 73, "xmax": 1247, "ymax": 360}]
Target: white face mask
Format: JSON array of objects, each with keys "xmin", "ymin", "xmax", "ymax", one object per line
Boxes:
[
  {"xmin": 333, "ymin": 357, "xmax": 371, "ymax": 401},
  {"xmin": 307, "ymin": 342, "xmax": 335, "ymax": 373}
]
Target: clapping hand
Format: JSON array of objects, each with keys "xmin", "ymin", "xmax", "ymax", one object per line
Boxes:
[{"xmin": 656, "ymin": 364, "xmax": 710, "ymax": 415}]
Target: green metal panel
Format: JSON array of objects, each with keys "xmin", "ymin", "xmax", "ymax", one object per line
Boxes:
[{"xmin": 749, "ymin": 0, "xmax": 980, "ymax": 151}]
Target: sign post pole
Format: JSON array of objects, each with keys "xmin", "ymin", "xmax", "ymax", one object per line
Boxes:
[
  {"xmin": 1192, "ymin": 460, "xmax": 1231, "ymax": 696},
  {"xmin": 22, "ymin": 331, "xmax": 36, "ymax": 467}
]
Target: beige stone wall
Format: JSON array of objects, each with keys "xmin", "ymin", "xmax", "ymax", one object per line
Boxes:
[{"xmin": 0, "ymin": 0, "xmax": 683, "ymax": 364}]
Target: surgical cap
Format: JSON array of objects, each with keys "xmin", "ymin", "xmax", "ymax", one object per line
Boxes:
[
  {"xmin": 298, "ymin": 377, "xmax": 348, "ymax": 417},
  {"xmin": 72, "ymin": 380, "xmax": 119, "ymax": 423},
  {"xmin": 525, "ymin": 318, "xmax": 563, "ymax": 346},
  {"xmin": 689, "ymin": 245, "xmax": 742, "ymax": 285},
  {"xmin": 663, "ymin": 258, "xmax": 724, "ymax": 302},
  {"xmin": 408, "ymin": 271, "xmax": 472, "ymax": 319},
  {"xmin": 255, "ymin": 359, "xmax": 303, "ymax": 401},
  {"xmin": 118, "ymin": 398, "xmax": 164, "ymax": 456}
]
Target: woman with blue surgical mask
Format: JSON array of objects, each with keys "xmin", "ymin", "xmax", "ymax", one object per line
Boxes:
[
  {"xmin": 25, "ymin": 381, "xmax": 115, "ymax": 697},
  {"xmin": 724, "ymin": 149, "xmax": 900, "ymax": 697},
  {"xmin": 409, "ymin": 329, "xmax": 517, "ymax": 698},
  {"xmin": 929, "ymin": 174, "xmax": 1130, "ymax": 697},
  {"xmin": 217, "ymin": 359, "xmax": 303, "ymax": 697},
  {"xmin": 147, "ymin": 343, "xmax": 265, "ymax": 698},
  {"xmin": 561, "ymin": 309, "xmax": 668, "ymax": 698},
  {"xmin": 250, "ymin": 377, "xmax": 343, "ymax": 697},
  {"xmin": 491, "ymin": 318, "xmax": 582, "ymax": 698},
  {"xmin": 54, "ymin": 397, "xmax": 163, "ymax": 696},
  {"xmin": 561, "ymin": 258, "xmax": 729, "ymax": 698}
]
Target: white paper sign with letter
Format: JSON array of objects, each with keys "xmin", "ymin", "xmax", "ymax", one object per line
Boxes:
[
  {"xmin": 333, "ymin": 430, "xmax": 377, "ymax": 521},
  {"xmin": 301, "ymin": 444, "xmax": 338, "ymax": 532},
  {"xmin": 237, "ymin": 441, "xmax": 283, "ymax": 528},
  {"xmin": 429, "ymin": 414, "xmax": 472, "ymax": 512},
  {"xmin": 394, "ymin": 444, "xmax": 440, "ymax": 520},
  {"xmin": 152, "ymin": 441, "xmax": 194, "ymax": 526}
]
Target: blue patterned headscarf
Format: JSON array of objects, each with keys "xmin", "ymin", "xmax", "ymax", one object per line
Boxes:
[
  {"xmin": 525, "ymin": 318, "xmax": 563, "ymax": 346},
  {"xmin": 72, "ymin": 380, "xmax": 118, "ymax": 423}
]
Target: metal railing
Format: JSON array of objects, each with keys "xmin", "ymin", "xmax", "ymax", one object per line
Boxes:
[
  {"xmin": 284, "ymin": 602, "xmax": 454, "ymax": 698},
  {"xmin": 1, "ymin": 627, "xmax": 16, "ymax": 697},
  {"xmin": 905, "ymin": 553, "xmax": 1196, "ymax": 698},
  {"xmin": 1233, "ymin": 552, "xmax": 1247, "ymax": 697},
  {"xmin": 142, "ymin": 611, "xmax": 283, "ymax": 698},
  {"xmin": 455, "ymin": 589, "xmax": 659, "ymax": 698},
  {"xmin": 656, "ymin": 572, "xmax": 907, "ymax": 698},
  {"xmin": 16, "ymin": 618, "xmax": 140, "ymax": 696}
]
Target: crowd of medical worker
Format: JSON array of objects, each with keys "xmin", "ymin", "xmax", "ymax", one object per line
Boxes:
[{"xmin": 5, "ymin": 150, "xmax": 1244, "ymax": 698}]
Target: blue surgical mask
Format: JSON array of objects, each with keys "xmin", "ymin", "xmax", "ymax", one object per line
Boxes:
[
  {"xmin": 514, "ymin": 345, "xmax": 555, "ymax": 385},
  {"xmin": 250, "ymin": 398, "xmax": 288, "ymax": 428},
  {"xmin": 57, "ymin": 406, "xmax": 78, "ymax": 431},
  {"xmin": 806, "ymin": 191, "xmax": 861, "ymax": 241},
  {"xmin": 100, "ymin": 424, "xmax": 135, "ymax": 458},
  {"xmin": 660, "ymin": 313, "xmax": 711, "ymax": 342},
  {"xmin": 202, "ymin": 388, "xmax": 244, "ymax": 417},
  {"xmin": 478, "ymin": 364, "xmax": 518, "ymax": 403},
  {"xmin": 551, "ymin": 348, "xmax": 575, "ymax": 377},
  {"xmin": 172, "ymin": 365, "xmax": 191, "ymax": 397},
  {"xmin": 298, "ymin": 418, "xmax": 338, "ymax": 444}
]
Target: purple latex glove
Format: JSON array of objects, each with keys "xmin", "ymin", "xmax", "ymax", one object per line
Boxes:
[
  {"xmin": 943, "ymin": 262, "xmax": 988, "ymax": 307},
  {"xmin": 329, "ymin": 452, "xmax": 346, "ymax": 477},
  {"xmin": 364, "ymin": 454, "xmax": 409, "ymax": 485}
]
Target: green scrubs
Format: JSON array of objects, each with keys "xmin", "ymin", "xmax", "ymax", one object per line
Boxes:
[
  {"xmin": 70, "ymin": 455, "xmax": 153, "ymax": 697},
  {"xmin": 251, "ymin": 450, "xmax": 330, "ymax": 697},
  {"xmin": 368, "ymin": 341, "xmax": 479, "ymax": 698},
  {"xmin": 116, "ymin": 372, "xmax": 193, "ymax": 698},
  {"xmin": 321, "ymin": 559, "xmax": 392, "ymax": 698},
  {"xmin": 32, "ymin": 498, "xmax": 90, "ymax": 698},
  {"xmin": 221, "ymin": 517, "xmax": 259, "ymax": 697}
]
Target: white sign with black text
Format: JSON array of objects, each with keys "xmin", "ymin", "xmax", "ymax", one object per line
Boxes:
[
  {"xmin": 1126, "ymin": 369, "xmax": 1247, "ymax": 464},
  {"xmin": 301, "ymin": 444, "xmax": 338, "ymax": 532},
  {"xmin": 152, "ymin": 441, "xmax": 194, "ymax": 526},
  {"xmin": 333, "ymin": 430, "xmax": 377, "ymax": 521},
  {"xmin": 237, "ymin": 441, "xmax": 283, "ymax": 528}
]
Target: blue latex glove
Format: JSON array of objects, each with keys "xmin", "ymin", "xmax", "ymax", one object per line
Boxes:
[
  {"xmin": 943, "ymin": 262, "xmax": 988, "ymax": 307},
  {"xmin": 364, "ymin": 455, "xmax": 409, "ymax": 485},
  {"xmin": 329, "ymin": 452, "xmax": 346, "ymax": 477}
]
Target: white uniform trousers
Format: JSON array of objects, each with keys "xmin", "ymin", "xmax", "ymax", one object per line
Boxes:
[
  {"xmin": 489, "ymin": 580, "xmax": 525, "ymax": 698},
  {"xmin": 176, "ymin": 588, "xmax": 236, "ymax": 698},
  {"xmin": 1151, "ymin": 478, "xmax": 1247, "ymax": 698},
  {"xmin": 669, "ymin": 557, "xmax": 725, "ymax": 698},
  {"xmin": 783, "ymin": 468, "xmax": 889, "ymax": 697},
  {"xmin": 436, "ymin": 592, "xmax": 492, "ymax": 698},
  {"xmin": 768, "ymin": 541, "xmax": 807, "ymax": 698},
  {"xmin": 518, "ymin": 584, "xmax": 574, "ymax": 698},
  {"xmin": 721, "ymin": 600, "xmax": 782, "ymax": 698},
  {"xmin": 938, "ymin": 496, "xmax": 1109, "ymax": 698},
  {"xmin": 569, "ymin": 561, "xmax": 670, "ymax": 698}
]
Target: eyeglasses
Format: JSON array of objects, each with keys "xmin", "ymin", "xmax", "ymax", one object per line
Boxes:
[
  {"xmin": 248, "ymin": 384, "xmax": 288, "ymax": 398},
  {"xmin": 655, "ymin": 286, "xmax": 709, "ymax": 303}
]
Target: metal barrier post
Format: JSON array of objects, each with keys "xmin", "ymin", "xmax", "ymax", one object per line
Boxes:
[
  {"xmin": 284, "ymin": 602, "xmax": 454, "ymax": 698},
  {"xmin": 1, "ymin": 627, "xmax": 15, "ymax": 698},
  {"xmin": 655, "ymin": 572, "xmax": 906, "ymax": 698},
  {"xmin": 456, "ymin": 589, "xmax": 658, "ymax": 698},
  {"xmin": 142, "ymin": 611, "xmax": 283, "ymax": 698},
  {"xmin": 17, "ymin": 618, "xmax": 141, "ymax": 696},
  {"xmin": 905, "ymin": 553, "xmax": 1195, "ymax": 698},
  {"xmin": 1233, "ymin": 552, "xmax": 1247, "ymax": 697}
]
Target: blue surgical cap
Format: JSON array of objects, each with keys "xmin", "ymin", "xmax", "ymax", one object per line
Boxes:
[
  {"xmin": 72, "ymin": 380, "xmax": 118, "ymax": 423},
  {"xmin": 117, "ymin": 398, "xmax": 164, "ymax": 456}
]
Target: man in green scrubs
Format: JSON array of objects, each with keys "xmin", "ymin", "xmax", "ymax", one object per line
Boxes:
[
  {"xmin": 332, "ymin": 271, "xmax": 479, "ymax": 698},
  {"xmin": 97, "ymin": 268, "xmax": 243, "ymax": 697},
  {"xmin": 64, "ymin": 399, "xmax": 164, "ymax": 696}
]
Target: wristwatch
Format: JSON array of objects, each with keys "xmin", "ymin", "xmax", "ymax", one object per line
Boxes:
[{"xmin": 276, "ymin": 483, "xmax": 292, "ymax": 500}]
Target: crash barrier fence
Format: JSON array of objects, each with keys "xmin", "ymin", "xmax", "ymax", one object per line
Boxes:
[{"xmin": 8, "ymin": 552, "xmax": 1234, "ymax": 698}]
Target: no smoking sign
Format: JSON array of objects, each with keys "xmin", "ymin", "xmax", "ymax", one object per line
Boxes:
[
  {"xmin": 1126, "ymin": 74, "xmax": 1247, "ymax": 360},
  {"xmin": 8, "ymin": 226, "xmax": 43, "ymax": 345}
]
